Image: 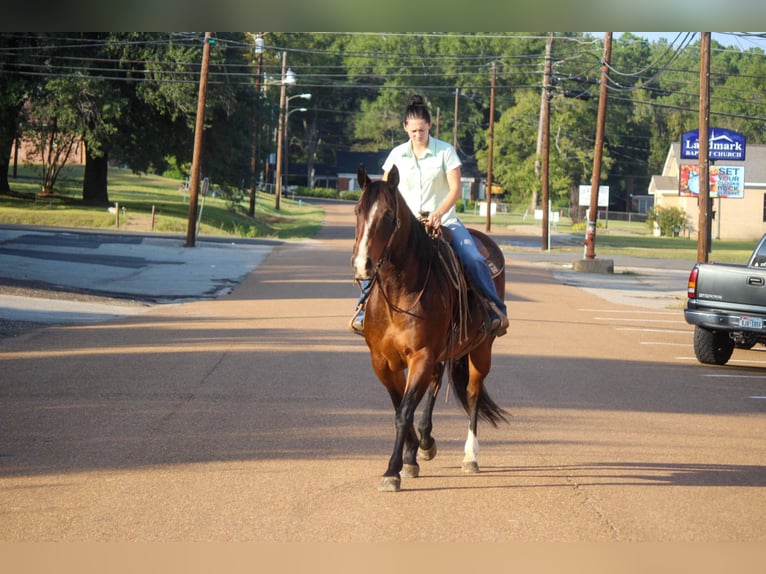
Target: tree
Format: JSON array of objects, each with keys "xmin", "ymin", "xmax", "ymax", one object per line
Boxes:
[{"xmin": 0, "ymin": 33, "xmax": 44, "ymax": 194}]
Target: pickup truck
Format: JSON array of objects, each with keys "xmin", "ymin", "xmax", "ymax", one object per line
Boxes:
[{"xmin": 685, "ymin": 233, "xmax": 766, "ymax": 365}]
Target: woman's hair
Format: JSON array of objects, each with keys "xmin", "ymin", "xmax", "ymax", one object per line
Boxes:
[{"xmin": 404, "ymin": 94, "xmax": 431, "ymax": 124}]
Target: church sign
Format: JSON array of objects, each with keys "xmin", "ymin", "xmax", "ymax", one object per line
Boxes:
[{"xmin": 681, "ymin": 128, "xmax": 746, "ymax": 161}]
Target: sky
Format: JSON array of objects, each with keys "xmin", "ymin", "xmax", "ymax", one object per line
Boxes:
[{"xmin": 611, "ymin": 32, "xmax": 766, "ymax": 50}]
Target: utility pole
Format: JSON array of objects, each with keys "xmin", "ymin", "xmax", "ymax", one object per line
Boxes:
[
  {"xmin": 185, "ymin": 32, "xmax": 212, "ymax": 248},
  {"xmin": 486, "ymin": 62, "xmax": 496, "ymax": 232},
  {"xmin": 453, "ymin": 88, "xmax": 459, "ymax": 150},
  {"xmin": 248, "ymin": 33, "xmax": 264, "ymax": 218},
  {"xmin": 274, "ymin": 51, "xmax": 288, "ymax": 211},
  {"xmin": 584, "ymin": 32, "xmax": 612, "ymax": 259},
  {"xmin": 540, "ymin": 33, "xmax": 553, "ymax": 251},
  {"xmin": 697, "ymin": 32, "xmax": 711, "ymax": 263}
]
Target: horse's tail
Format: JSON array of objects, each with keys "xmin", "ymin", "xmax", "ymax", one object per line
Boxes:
[{"xmin": 449, "ymin": 356, "xmax": 509, "ymax": 427}]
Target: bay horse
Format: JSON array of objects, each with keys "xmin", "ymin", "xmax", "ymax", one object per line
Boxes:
[{"xmin": 352, "ymin": 164, "xmax": 508, "ymax": 492}]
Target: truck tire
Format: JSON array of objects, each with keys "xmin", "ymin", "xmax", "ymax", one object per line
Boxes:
[{"xmin": 693, "ymin": 326, "xmax": 735, "ymax": 365}]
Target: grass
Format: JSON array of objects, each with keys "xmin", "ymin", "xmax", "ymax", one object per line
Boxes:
[
  {"xmin": 460, "ymin": 211, "xmax": 755, "ymax": 264},
  {"xmin": 0, "ymin": 164, "xmax": 324, "ymax": 240}
]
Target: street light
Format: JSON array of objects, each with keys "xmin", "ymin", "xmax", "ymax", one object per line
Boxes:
[
  {"xmin": 283, "ymin": 92, "xmax": 311, "ymax": 195},
  {"xmin": 274, "ymin": 52, "xmax": 297, "ymax": 210}
]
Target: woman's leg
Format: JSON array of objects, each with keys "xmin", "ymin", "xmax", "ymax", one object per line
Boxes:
[{"xmin": 447, "ymin": 222, "xmax": 508, "ymax": 334}]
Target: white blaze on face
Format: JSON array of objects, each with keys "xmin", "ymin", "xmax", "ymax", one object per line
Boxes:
[{"xmin": 353, "ymin": 200, "xmax": 378, "ymax": 277}]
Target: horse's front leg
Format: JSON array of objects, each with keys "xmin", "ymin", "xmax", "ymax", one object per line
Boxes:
[
  {"xmin": 380, "ymin": 390, "xmax": 421, "ymax": 492},
  {"xmin": 416, "ymin": 363, "xmax": 444, "ymax": 461},
  {"xmin": 380, "ymin": 358, "xmax": 434, "ymax": 492}
]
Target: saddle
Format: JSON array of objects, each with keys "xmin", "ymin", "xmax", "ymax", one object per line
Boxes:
[
  {"xmin": 425, "ymin": 221, "xmax": 506, "ymax": 348},
  {"xmin": 436, "ymin": 225, "xmax": 505, "ymax": 279}
]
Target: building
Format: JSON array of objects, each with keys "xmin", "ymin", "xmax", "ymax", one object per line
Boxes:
[{"xmin": 649, "ymin": 142, "xmax": 766, "ymax": 241}]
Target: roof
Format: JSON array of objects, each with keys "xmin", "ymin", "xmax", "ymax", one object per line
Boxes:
[
  {"xmin": 650, "ymin": 175, "xmax": 679, "ymax": 195},
  {"xmin": 336, "ymin": 151, "xmax": 390, "ymax": 175}
]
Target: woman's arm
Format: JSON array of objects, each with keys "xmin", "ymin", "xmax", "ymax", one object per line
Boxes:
[{"xmin": 428, "ymin": 166, "xmax": 462, "ymax": 228}]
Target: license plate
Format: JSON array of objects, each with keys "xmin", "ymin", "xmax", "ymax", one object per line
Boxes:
[{"xmin": 740, "ymin": 316, "xmax": 763, "ymax": 329}]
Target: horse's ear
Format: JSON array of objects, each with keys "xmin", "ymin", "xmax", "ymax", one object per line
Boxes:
[
  {"xmin": 357, "ymin": 164, "xmax": 371, "ymax": 189},
  {"xmin": 388, "ymin": 165, "xmax": 399, "ymax": 189}
]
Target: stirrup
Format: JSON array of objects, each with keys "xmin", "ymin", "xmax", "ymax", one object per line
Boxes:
[
  {"xmin": 487, "ymin": 301, "xmax": 509, "ymax": 338},
  {"xmin": 349, "ymin": 305, "xmax": 365, "ymax": 335}
]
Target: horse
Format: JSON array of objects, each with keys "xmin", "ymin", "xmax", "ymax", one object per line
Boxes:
[{"xmin": 351, "ymin": 164, "xmax": 508, "ymax": 492}]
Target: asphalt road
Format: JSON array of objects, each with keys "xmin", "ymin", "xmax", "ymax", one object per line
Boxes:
[{"xmin": 1, "ymin": 204, "xmax": 765, "ymax": 548}]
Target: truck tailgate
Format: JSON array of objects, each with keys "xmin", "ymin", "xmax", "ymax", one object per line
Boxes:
[{"xmin": 696, "ymin": 263, "xmax": 766, "ymax": 307}]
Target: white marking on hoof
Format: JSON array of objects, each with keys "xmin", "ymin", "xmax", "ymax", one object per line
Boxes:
[{"xmin": 462, "ymin": 429, "xmax": 480, "ymax": 472}]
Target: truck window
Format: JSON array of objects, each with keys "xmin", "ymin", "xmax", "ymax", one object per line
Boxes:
[{"xmin": 753, "ymin": 240, "xmax": 766, "ymax": 267}]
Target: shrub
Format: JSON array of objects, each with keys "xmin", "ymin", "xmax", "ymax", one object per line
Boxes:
[{"xmin": 647, "ymin": 205, "xmax": 687, "ymax": 236}]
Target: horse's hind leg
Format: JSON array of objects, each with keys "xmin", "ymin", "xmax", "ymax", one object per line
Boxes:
[
  {"xmin": 416, "ymin": 363, "xmax": 444, "ymax": 461},
  {"xmin": 462, "ymin": 408, "xmax": 481, "ymax": 473},
  {"xmin": 462, "ymin": 352, "xmax": 491, "ymax": 473}
]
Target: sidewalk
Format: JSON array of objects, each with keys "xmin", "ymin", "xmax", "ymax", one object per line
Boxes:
[{"xmin": 0, "ymin": 225, "xmax": 280, "ymax": 329}]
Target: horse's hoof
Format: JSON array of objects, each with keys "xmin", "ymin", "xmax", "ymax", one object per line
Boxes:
[
  {"xmin": 418, "ymin": 443, "xmax": 437, "ymax": 461},
  {"xmin": 401, "ymin": 464, "xmax": 419, "ymax": 478},
  {"xmin": 379, "ymin": 476, "xmax": 401, "ymax": 492},
  {"xmin": 462, "ymin": 461, "xmax": 479, "ymax": 473}
]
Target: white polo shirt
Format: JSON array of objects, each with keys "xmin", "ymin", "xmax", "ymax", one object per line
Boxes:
[{"xmin": 382, "ymin": 136, "xmax": 462, "ymax": 226}]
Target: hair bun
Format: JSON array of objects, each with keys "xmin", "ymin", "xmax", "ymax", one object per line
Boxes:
[{"xmin": 409, "ymin": 94, "xmax": 426, "ymax": 106}]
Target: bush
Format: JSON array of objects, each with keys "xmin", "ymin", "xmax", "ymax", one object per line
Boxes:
[
  {"xmin": 291, "ymin": 186, "xmax": 339, "ymax": 199},
  {"xmin": 646, "ymin": 205, "xmax": 687, "ymax": 237}
]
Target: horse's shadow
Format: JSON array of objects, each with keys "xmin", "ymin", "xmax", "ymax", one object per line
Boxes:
[{"xmin": 394, "ymin": 461, "xmax": 766, "ymax": 491}]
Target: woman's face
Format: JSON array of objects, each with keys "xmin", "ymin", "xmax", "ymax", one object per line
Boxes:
[{"xmin": 403, "ymin": 117, "xmax": 430, "ymax": 146}]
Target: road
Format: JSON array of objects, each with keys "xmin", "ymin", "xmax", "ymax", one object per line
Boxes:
[{"xmin": 1, "ymin": 202, "xmax": 765, "ymax": 546}]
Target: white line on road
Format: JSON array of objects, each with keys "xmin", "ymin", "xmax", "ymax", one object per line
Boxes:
[
  {"xmin": 595, "ymin": 317, "xmax": 681, "ymax": 323},
  {"xmin": 578, "ymin": 308, "xmax": 678, "ymax": 315},
  {"xmin": 619, "ymin": 327, "xmax": 692, "ymax": 334}
]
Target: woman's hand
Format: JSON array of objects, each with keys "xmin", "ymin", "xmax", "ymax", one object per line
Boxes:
[{"xmin": 427, "ymin": 211, "xmax": 442, "ymax": 229}]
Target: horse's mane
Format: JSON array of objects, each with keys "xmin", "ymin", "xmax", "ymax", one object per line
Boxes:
[{"xmin": 361, "ymin": 178, "xmax": 436, "ymax": 265}]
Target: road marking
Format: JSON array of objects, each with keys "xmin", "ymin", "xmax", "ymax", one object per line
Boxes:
[
  {"xmin": 678, "ymin": 357, "xmax": 766, "ymax": 365},
  {"xmin": 749, "ymin": 396, "xmax": 766, "ymax": 399},
  {"xmin": 619, "ymin": 327, "xmax": 692, "ymax": 334},
  {"xmin": 578, "ymin": 308, "xmax": 678, "ymax": 316},
  {"xmin": 596, "ymin": 318, "xmax": 681, "ymax": 325},
  {"xmin": 702, "ymin": 374, "xmax": 766, "ymax": 379}
]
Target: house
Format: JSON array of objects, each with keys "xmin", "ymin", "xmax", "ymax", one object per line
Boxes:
[{"xmin": 649, "ymin": 142, "xmax": 766, "ymax": 241}]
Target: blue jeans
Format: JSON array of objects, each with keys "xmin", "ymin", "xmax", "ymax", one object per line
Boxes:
[
  {"xmin": 356, "ymin": 221, "xmax": 506, "ymax": 317},
  {"xmin": 446, "ymin": 221, "xmax": 507, "ymax": 316}
]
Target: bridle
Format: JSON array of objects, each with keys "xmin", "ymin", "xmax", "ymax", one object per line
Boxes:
[{"xmin": 356, "ymin": 183, "xmax": 435, "ymax": 319}]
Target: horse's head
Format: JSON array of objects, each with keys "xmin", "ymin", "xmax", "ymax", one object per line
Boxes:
[{"xmin": 352, "ymin": 164, "xmax": 401, "ymax": 281}]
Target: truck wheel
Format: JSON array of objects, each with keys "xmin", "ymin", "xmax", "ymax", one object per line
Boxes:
[{"xmin": 693, "ymin": 326, "xmax": 735, "ymax": 365}]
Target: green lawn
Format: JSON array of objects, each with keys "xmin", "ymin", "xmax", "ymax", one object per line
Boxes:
[
  {"xmin": 460, "ymin": 211, "xmax": 756, "ymax": 264},
  {"xmin": 0, "ymin": 165, "xmax": 324, "ymax": 240}
]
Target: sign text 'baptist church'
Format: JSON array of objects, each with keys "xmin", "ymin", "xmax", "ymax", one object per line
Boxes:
[{"xmin": 681, "ymin": 128, "xmax": 746, "ymax": 161}]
